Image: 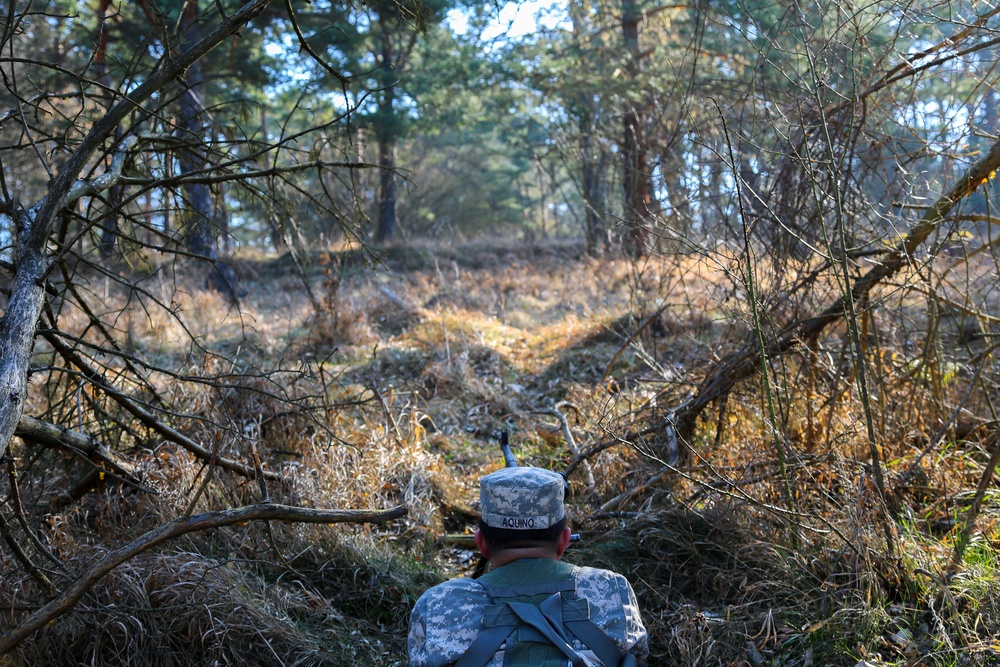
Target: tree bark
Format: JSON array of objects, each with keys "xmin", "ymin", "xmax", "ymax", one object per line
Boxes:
[
  {"xmin": 374, "ymin": 4, "xmax": 398, "ymax": 243},
  {"xmin": 621, "ymin": 0, "xmax": 654, "ymax": 257}
]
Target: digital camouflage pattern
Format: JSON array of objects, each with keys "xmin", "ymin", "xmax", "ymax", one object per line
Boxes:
[
  {"xmin": 480, "ymin": 467, "xmax": 565, "ymax": 530},
  {"xmin": 408, "ymin": 561, "xmax": 648, "ymax": 667}
]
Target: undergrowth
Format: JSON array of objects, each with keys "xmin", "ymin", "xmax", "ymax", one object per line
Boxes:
[{"xmin": 2, "ymin": 239, "xmax": 1000, "ymax": 666}]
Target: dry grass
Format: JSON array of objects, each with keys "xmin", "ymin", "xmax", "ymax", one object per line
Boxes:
[{"xmin": 3, "ymin": 238, "xmax": 1000, "ymax": 666}]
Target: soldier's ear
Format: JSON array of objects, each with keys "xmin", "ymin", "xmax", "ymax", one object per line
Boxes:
[
  {"xmin": 555, "ymin": 527, "xmax": 572, "ymax": 558},
  {"xmin": 475, "ymin": 529, "xmax": 492, "ymax": 559}
]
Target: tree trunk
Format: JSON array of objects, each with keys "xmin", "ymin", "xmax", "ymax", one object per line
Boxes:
[
  {"xmin": 176, "ymin": 2, "xmax": 217, "ymax": 260},
  {"xmin": 571, "ymin": 0, "xmax": 606, "ymax": 256},
  {"xmin": 376, "ymin": 136, "xmax": 397, "ymax": 242},
  {"xmin": 169, "ymin": 2, "xmax": 243, "ymax": 301},
  {"xmin": 581, "ymin": 134, "xmax": 605, "ymax": 255},
  {"xmin": 621, "ymin": 0, "xmax": 653, "ymax": 258},
  {"xmin": 374, "ymin": 10, "xmax": 398, "ymax": 243},
  {"xmin": 94, "ymin": 0, "xmax": 123, "ymax": 258},
  {"xmin": 0, "ymin": 206, "xmax": 46, "ymax": 466}
]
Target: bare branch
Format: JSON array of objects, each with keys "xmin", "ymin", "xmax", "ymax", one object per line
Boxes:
[
  {"xmin": 0, "ymin": 503, "xmax": 408, "ymax": 655},
  {"xmin": 671, "ymin": 131, "xmax": 1000, "ymax": 439},
  {"xmin": 59, "ymin": 135, "xmax": 137, "ymax": 210},
  {"xmin": 15, "ymin": 414, "xmax": 140, "ymax": 485},
  {"xmin": 283, "ymin": 0, "xmax": 351, "ymax": 87},
  {"xmin": 42, "ymin": 331, "xmax": 284, "ymax": 482},
  {"xmin": 120, "ymin": 158, "xmax": 382, "ymax": 189}
]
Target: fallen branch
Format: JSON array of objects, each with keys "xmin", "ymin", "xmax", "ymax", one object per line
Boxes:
[
  {"xmin": 669, "ymin": 132, "xmax": 1000, "ymax": 441},
  {"xmin": 15, "ymin": 414, "xmax": 141, "ymax": 485},
  {"xmin": 0, "ymin": 502, "xmax": 407, "ymax": 655}
]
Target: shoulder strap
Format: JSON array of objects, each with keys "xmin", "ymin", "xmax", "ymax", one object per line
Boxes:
[
  {"xmin": 563, "ymin": 618, "xmax": 623, "ymax": 667},
  {"xmin": 454, "ymin": 624, "xmax": 517, "ymax": 667},
  {"xmin": 507, "ymin": 597, "xmax": 592, "ymax": 667},
  {"xmin": 536, "ymin": 593, "xmax": 623, "ymax": 667}
]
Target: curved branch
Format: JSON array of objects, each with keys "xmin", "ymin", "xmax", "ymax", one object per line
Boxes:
[
  {"xmin": 283, "ymin": 0, "xmax": 350, "ymax": 87},
  {"xmin": 0, "ymin": 503, "xmax": 407, "ymax": 655},
  {"xmin": 59, "ymin": 135, "xmax": 137, "ymax": 209},
  {"xmin": 546, "ymin": 402, "xmax": 595, "ymax": 494}
]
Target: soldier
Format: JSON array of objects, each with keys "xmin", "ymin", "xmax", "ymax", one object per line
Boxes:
[{"xmin": 409, "ymin": 466, "xmax": 648, "ymax": 666}]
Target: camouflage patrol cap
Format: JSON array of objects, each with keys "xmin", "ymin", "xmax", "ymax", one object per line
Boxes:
[{"xmin": 480, "ymin": 467, "xmax": 565, "ymax": 530}]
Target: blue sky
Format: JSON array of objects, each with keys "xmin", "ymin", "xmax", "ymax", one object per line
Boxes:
[{"xmin": 447, "ymin": 0, "xmax": 568, "ymax": 40}]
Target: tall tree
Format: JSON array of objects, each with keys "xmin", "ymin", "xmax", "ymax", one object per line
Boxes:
[
  {"xmin": 131, "ymin": 0, "xmax": 266, "ymax": 293},
  {"xmin": 369, "ymin": 0, "xmax": 454, "ymax": 242},
  {"xmin": 620, "ymin": 0, "xmax": 655, "ymax": 257},
  {"xmin": 568, "ymin": 0, "xmax": 612, "ymax": 255},
  {"xmin": 291, "ymin": 0, "xmax": 453, "ymax": 242}
]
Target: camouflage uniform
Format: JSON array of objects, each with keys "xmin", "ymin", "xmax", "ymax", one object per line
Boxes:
[
  {"xmin": 479, "ymin": 466, "xmax": 566, "ymax": 530},
  {"xmin": 408, "ymin": 467, "xmax": 648, "ymax": 666},
  {"xmin": 408, "ymin": 559, "xmax": 647, "ymax": 666}
]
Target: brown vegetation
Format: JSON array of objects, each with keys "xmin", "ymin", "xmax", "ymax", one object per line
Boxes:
[{"xmin": 3, "ymin": 238, "xmax": 999, "ymax": 665}]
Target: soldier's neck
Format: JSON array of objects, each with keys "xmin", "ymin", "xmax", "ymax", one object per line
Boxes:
[{"xmin": 490, "ymin": 548, "xmax": 560, "ymax": 568}]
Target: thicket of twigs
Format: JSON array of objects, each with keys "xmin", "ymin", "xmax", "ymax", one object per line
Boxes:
[{"xmin": 1, "ymin": 237, "xmax": 998, "ymax": 666}]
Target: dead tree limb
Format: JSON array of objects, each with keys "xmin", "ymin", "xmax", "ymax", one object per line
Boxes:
[
  {"xmin": 0, "ymin": 512, "xmax": 55, "ymax": 595},
  {"xmin": 14, "ymin": 414, "xmax": 141, "ymax": 485},
  {"xmin": 668, "ymin": 133, "xmax": 1000, "ymax": 441},
  {"xmin": 0, "ymin": 502, "xmax": 407, "ymax": 655}
]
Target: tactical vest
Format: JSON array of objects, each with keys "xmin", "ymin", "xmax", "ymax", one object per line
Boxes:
[{"xmin": 454, "ymin": 559, "xmax": 636, "ymax": 667}]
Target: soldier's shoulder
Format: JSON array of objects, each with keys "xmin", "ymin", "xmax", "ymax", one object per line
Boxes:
[
  {"xmin": 572, "ymin": 564, "xmax": 632, "ymax": 585},
  {"xmin": 414, "ymin": 576, "xmax": 490, "ymax": 611},
  {"xmin": 411, "ymin": 577, "xmax": 492, "ymax": 664},
  {"xmin": 571, "ymin": 565, "xmax": 637, "ymax": 606}
]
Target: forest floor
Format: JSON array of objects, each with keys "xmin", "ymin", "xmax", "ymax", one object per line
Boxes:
[{"xmin": 4, "ymin": 238, "xmax": 1000, "ymax": 666}]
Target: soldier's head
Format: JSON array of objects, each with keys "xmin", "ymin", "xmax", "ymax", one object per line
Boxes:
[{"xmin": 475, "ymin": 467, "xmax": 571, "ymax": 561}]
